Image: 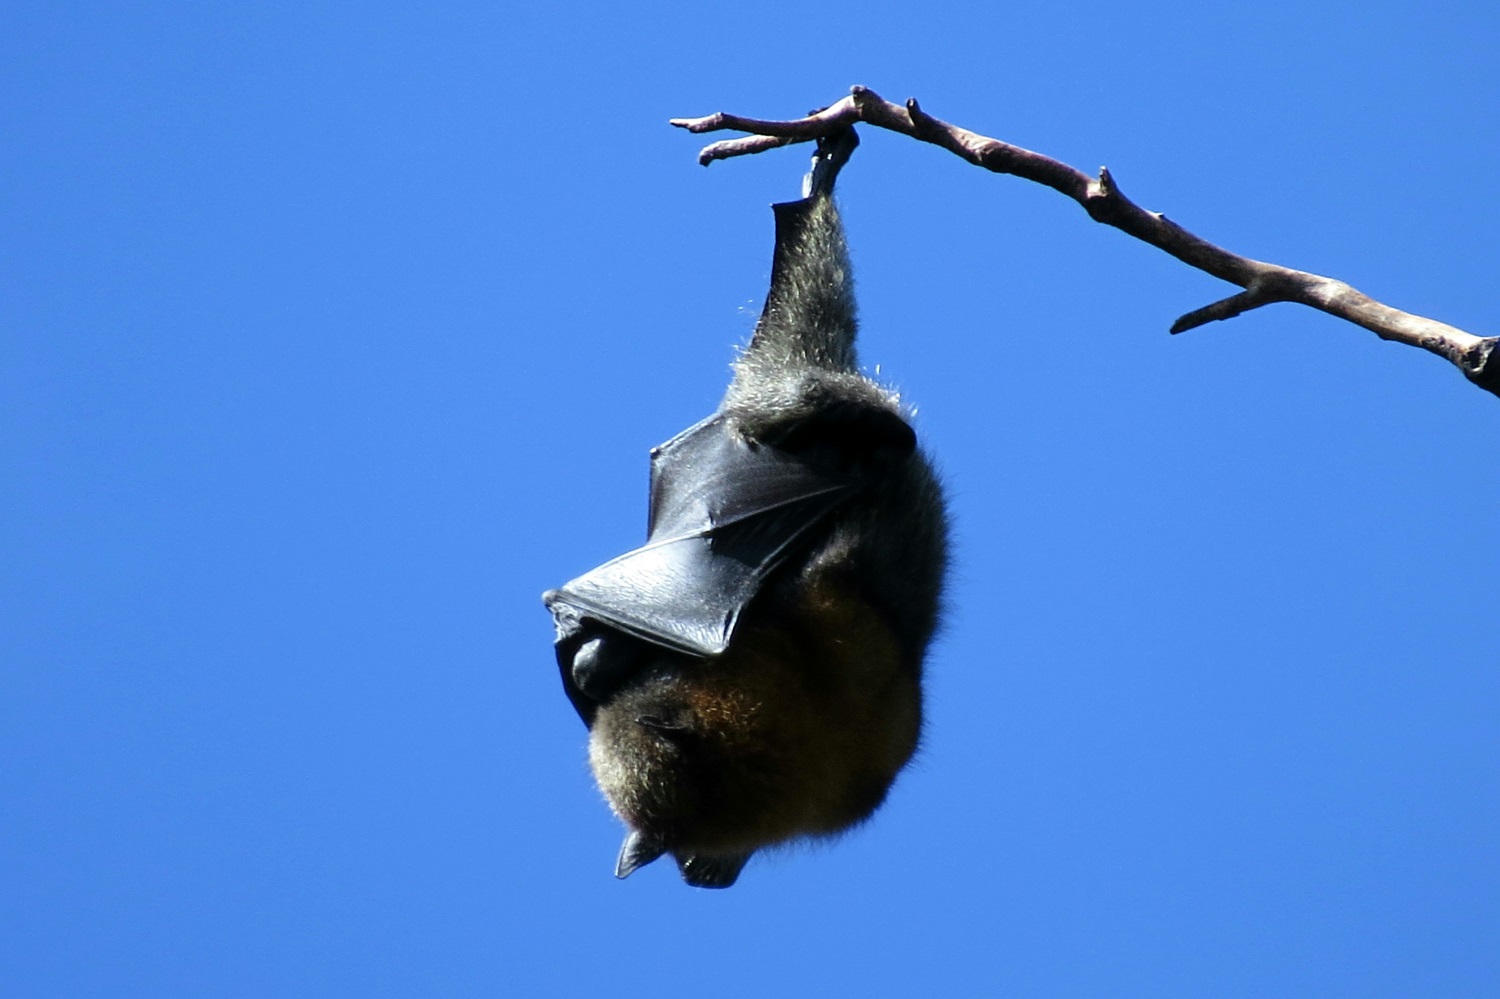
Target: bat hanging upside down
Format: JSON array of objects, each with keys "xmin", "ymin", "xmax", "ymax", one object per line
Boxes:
[{"xmin": 543, "ymin": 127, "xmax": 949, "ymax": 888}]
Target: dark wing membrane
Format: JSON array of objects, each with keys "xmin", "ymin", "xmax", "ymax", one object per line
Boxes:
[
  {"xmin": 645, "ymin": 414, "xmax": 855, "ymax": 538},
  {"xmin": 548, "ymin": 491, "xmax": 854, "ymax": 657},
  {"xmin": 547, "ymin": 414, "xmax": 859, "ymax": 658}
]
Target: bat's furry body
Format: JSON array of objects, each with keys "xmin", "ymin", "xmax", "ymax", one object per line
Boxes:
[{"xmin": 545, "ymin": 130, "xmax": 948, "ymax": 887}]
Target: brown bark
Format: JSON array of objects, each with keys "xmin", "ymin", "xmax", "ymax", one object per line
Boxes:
[{"xmin": 672, "ymin": 87, "xmax": 1498, "ymax": 398}]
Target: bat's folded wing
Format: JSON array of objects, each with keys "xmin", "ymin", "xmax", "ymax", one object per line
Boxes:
[{"xmin": 545, "ymin": 414, "xmax": 859, "ymax": 658}]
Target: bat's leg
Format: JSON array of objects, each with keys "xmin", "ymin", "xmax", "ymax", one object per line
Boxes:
[
  {"xmin": 615, "ymin": 830, "xmax": 666, "ymax": 880},
  {"xmin": 677, "ymin": 851, "xmax": 751, "ymax": 890}
]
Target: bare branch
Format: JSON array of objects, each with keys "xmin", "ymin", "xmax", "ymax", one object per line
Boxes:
[
  {"xmin": 695, "ymin": 134, "xmax": 804, "ymax": 166},
  {"xmin": 1171, "ymin": 285, "xmax": 1287, "ymax": 335},
  {"xmin": 671, "ymin": 86, "xmax": 1499, "ymax": 398}
]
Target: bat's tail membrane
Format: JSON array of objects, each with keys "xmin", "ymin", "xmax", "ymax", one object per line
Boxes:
[{"xmin": 741, "ymin": 127, "xmax": 862, "ymax": 376}]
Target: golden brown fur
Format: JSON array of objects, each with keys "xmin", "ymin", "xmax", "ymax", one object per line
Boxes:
[
  {"xmin": 589, "ymin": 573, "xmax": 921, "ymax": 860},
  {"xmin": 547, "ymin": 129, "xmax": 947, "ymax": 887}
]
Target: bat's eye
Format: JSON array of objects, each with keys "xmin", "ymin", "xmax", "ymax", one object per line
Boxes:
[
  {"xmin": 634, "ymin": 711, "xmax": 694, "ymax": 740},
  {"xmin": 571, "ymin": 632, "xmax": 646, "ymax": 702}
]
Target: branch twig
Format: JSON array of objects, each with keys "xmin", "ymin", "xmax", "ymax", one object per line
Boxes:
[{"xmin": 671, "ymin": 87, "xmax": 1499, "ymax": 398}]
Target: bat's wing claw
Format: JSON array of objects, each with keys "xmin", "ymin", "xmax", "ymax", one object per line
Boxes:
[
  {"xmin": 614, "ymin": 831, "xmax": 666, "ymax": 880},
  {"xmin": 677, "ymin": 851, "xmax": 751, "ymax": 889}
]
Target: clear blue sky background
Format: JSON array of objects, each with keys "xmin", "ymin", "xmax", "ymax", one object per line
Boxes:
[{"xmin": 4, "ymin": 3, "xmax": 1497, "ymax": 996}]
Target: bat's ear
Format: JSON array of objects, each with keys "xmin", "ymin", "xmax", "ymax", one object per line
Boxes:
[
  {"xmin": 615, "ymin": 831, "xmax": 666, "ymax": 880},
  {"xmin": 677, "ymin": 851, "xmax": 752, "ymax": 889}
]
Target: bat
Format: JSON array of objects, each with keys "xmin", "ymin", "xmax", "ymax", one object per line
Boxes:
[{"xmin": 543, "ymin": 127, "xmax": 949, "ymax": 887}]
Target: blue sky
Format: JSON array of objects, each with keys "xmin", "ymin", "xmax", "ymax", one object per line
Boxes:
[{"xmin": 3, "ymin": 2, "xmax": 1497, "ymax": 996}]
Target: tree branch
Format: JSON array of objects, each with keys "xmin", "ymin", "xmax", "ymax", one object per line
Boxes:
[{"xmin": 672, "ymin": 86, "xmax": 1499, "ymax": 399}]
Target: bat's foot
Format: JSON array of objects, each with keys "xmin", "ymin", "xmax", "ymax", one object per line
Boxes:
[{"xmin": 803, "ymin": 127, "xmax": 859, "ymax": 199}]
